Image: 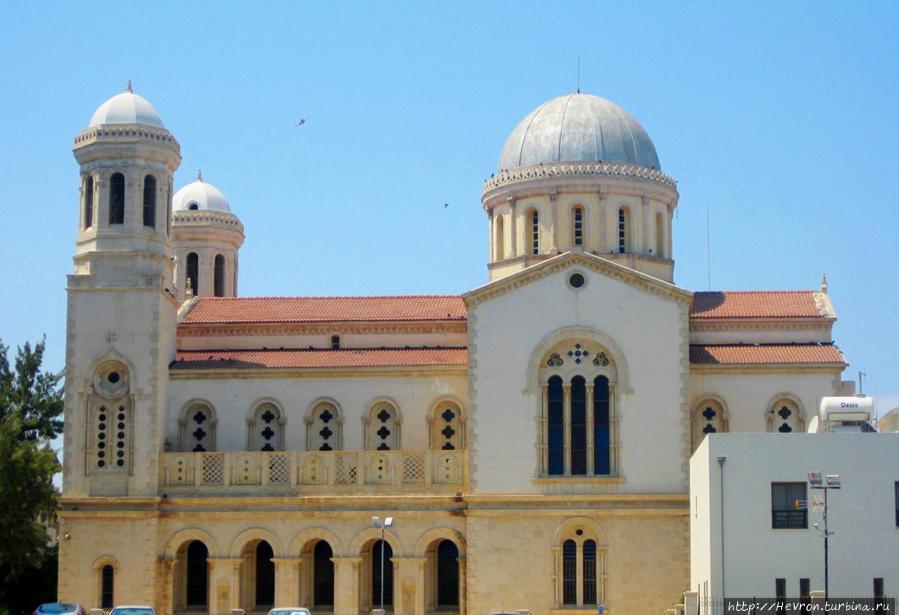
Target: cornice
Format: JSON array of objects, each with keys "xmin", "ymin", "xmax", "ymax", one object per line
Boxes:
[
  {"xmin": 689, "ymin": 319, "xmax": 834, "ymax": 333},
  {"xmin": 465, "ymin": 251, "xmax": 692, "ymax": 308},
  {"xmin": 169, "ymin": 365, "xmax": 468, "ymax": 379},
  {"xmin": 177, "ymin": 321, "xmax": 468, "ymax": 337}
]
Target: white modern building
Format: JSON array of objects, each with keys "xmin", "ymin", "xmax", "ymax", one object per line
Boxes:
[{"xmin": 690, "ymin": 432, "xmax": 899, "ymax": 609}]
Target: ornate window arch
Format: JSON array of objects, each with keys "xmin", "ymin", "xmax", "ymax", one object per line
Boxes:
[
  {"xmin": 537, "ymin": 338, "xmax": 619, "ymax": 477},
  {"xmin": 248, "ymin": 400, "xmax": 285, "ymax": 451},
  {"xmin": 572, "ymin": 205, "xmax": 585, "ymax": 247},
  {"xmin": 767, "ymin": 396, "xmax": 805, "ymax": 433},
  {"xmin": 553, "ymin": 521, "xmax": 606, "ymax": 608},
  {"xmin": 364, "ymin": 400, "xmax": 401, "ymax": 451},
  {"xmin": 692, "ymin": 397, "xmax": 729, "ymax": 452},
  {"xmin": 87, "ymin": 360, "xmax": 133, "ymax": 474},
  {"xmin": 178, "ymin": 400, "xmax": 217, "ymax": 452},
  {"xmin": 428, "ymin": 399, "xmax": 466, "ymax": 450},
  {"xmin": 306, "ymin": 399, "xmax": 343, "ymax": 451}
]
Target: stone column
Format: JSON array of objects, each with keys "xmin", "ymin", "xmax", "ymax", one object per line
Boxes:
[
  {"xmin": 508, "ymin": 197, "xmax": 518, "ymax": 257},
  {"xmin": 667, "ymin": 204, "xmax": 674, "ymax": 260},
  {"xmin": 333, "ymin": 556, "xmax": 362, "ymax": 615},
  {"xmin": 549, "ymin": 190, "xmax": 559, "ymax": 252},
  {"xmin": 159, "ymin": 557, "xmax": 177, "ymax": 615},
  {"xmin": 586, "ymin": 384, "xmax": 595, "ymax": 475},
  {"xmin": 551, "ymin": 546, "xmax": 562, "ymax": 606},
  {"xmin": 562, "ymin": 383, "xmax": 572, "ymax": 476},
  {"xmin": 458, "ymin": 557, "xmax": 467, "ymax": 615},
  {"xmin": 538, "ymin": 384, "xmax": 548, "ymax": 476},
  {"xmin": 392, "ymin": 557, "xmax": 426, "ymax": 615},
  {"xmin": 640, "ymin": 194, "xmax": 649, "ymax": 254},
  {"xmin": 207, "ymin": 557, "xmax": 241, "ymax": 615},
  {"xmin": 272, "ymin": 557, "xmax": 302, "ymax": 607}
]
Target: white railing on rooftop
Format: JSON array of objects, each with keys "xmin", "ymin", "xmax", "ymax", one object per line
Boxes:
[{"xmin": 159, "ymin": 449, "xmax": 466, "ymax": 492}]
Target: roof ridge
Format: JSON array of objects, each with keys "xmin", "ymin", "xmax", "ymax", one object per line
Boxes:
[
  {"xmin": 194, "ymin": 294, "xmax": 464, "ymax": 301},
  {"xmin": 694, "ymin": 290, "xmax": 819, "ymax": 294}
]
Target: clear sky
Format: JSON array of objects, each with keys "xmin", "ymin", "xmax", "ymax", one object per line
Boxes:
[{"xmin": 0, "ymin": 2, "xmax": 897, "ymax": 411}]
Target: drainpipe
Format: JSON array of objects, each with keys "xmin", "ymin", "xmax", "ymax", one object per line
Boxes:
[{"xmin": 717, "ymin": 456, "xmax": 727, "ymax": 606}]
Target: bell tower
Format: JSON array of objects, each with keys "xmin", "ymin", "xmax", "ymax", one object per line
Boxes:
[{"xmin": 63, "ymin": 84, "xmax": 181, "ymax": 497}]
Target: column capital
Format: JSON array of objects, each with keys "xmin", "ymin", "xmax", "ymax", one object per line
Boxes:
[
  {"xmin": 548, "ymin": 188, "xmax": 558, "ymax": 202},
  {"xmin": 506, "ymin": 196, "xmax": 517, "ymax": 209}
]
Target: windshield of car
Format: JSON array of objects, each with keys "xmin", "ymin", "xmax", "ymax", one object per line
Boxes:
[
  {"xmin": 110, "ymin": 609, "xmax": 154, "ymax": 615},
  {"xmin": 268, "ymin": 610, "xmax": 310, "ymax": 615},
  {"xmin": 39, "ymin": 606, "xmax": 79, "ymax": 614}
]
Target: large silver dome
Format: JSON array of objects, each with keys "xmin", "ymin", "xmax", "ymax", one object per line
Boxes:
[{"xmin": 498, "ymin": 93, "xmax": 660, "ymax": 171}]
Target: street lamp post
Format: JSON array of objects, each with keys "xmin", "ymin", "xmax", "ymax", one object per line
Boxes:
[
  {"xmin": 807, "ymin": 472, "xmax": 840, "ymax": 603},
  {"xmin": 371, "ymin": 516, "xmax": 394, "ymax": 615}
]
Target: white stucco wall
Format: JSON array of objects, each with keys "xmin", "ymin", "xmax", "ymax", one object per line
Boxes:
[{"xmin": 691, "ymin": 433, "xmax": 899, "ymax": 599}]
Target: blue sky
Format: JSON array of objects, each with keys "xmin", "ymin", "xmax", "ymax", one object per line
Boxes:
[{"xmin": 0, "ymin": 1, "xmax": 897, "ymax": 410}]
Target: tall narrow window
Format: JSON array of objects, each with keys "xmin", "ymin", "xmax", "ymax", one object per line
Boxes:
[
  {"xmin": 800, "ymin": 578, "xmax": 810, "ymax": 602},
  {"xmin": 314, "ymin": 541, "xmax": 335, "ymax": 607},
  {"xmin": 573, "ymin": 206, "xmax": 584, "ymax": 246},
  {"xmin": 693, "ymin": 400, "xmax": 727, "ymax": 452},
  {"xmin": 531, "ymin": 209, "xmax": 540, "ymax": 255},
  {"xmin": 83, "ymin": 175, "xmax": 94, "ymax": 229},
  {"xmin": 874, "ymin": 578, "xmax": 884, "ymax": 600},
  {"xmin": 562, "ymin": 540, "xmax": 577, "ymax": 605},
  {"xmin": 213, "ymin": 254, "xmax": 225, "ymax": 297},
  {"xmin": 101, "ymin": 564, "xmax": 114, "ymax": 608},
  {"xmin": 251, "ymin": 403, "xmax": 283, "ymax": 451},
  {"xmin": 143, "ymin": 175, "xmax": 156, "ymax": 228},
  {"xmin": 583, "ymin": 540, "xmax": 597, "ymax": 604},
  {"xmin": 655, "ymin": 211, "xmax": 664, "ymax": 257},
  {"xmin": 768, "ymin": 399, "xmax": 803, "ymax": 433},
  {"xmin": 495, "ymin": 214, "xmax": 505, "ymax": 260},
  {"xmin": 617, "ymin": 207, "xmax": 628, "ymax": 253},
  {"xmin": 547, "ymin": 376, "xmax": 564, "ymax": 476},
  {"xmin": 593, "ymin": 376, "xmax": 611, "ymax": 475},
  {"xmin": 186, "ymin": 541, "xmax": 209, "ymax": 607},
  {"xmin": 307, "ymin": 402, "xmax": 341, "ymax": 451},
  {"xmin": 371, "ymin": 540, "xmax": 394, "ymax": 607},
  {"xmin": 570, "ymin": 376, "xmax": 587, "ymax": 475},
  {"xmin": 331, "ymin": 335, "xmax": 341, "ymax": 350},
  {"xmin": 186, "ymin": 252, "xmax": 199, "ymax": 296},
  {"xmin": 366, "ymin": 404, "xmax": 399, "ymax": 451},
  {"xmin": 255, "ymin": 541, "xmax": 275, "ymax": 607},
  {"xmin": 432, "ymin": 403, "xmax": 463, "ymax": 450},
  {"xmin": 181, "ymin": 403, "xmax": 215, "ymax": 452},
  {"xmin": 108, "ymin": 172, "xmax": 125, "ymax": 225}
]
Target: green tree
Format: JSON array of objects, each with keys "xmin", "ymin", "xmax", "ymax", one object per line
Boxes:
[{"xmin": 0, "ymin": 338, "xmax": 63, "ymax": 607}]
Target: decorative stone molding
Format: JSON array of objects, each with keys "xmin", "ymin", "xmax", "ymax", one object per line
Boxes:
[
  {"xmin": 176, "ymin": 320, "xmax": 468, "ymax": 338},
  {"xmin": 484, "ymin": 161, "xmax": 676, "ymax": 192}
]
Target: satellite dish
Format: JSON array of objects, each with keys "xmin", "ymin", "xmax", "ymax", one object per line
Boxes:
[{"xmin": 807, "ymin": 416, "xmax": 819, "ymax": 433}]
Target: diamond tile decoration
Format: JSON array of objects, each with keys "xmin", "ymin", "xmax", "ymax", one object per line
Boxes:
[
  {"xmin": 702, "ymin": 407, "xmax": 716, "ymax": 421},
  {"xmin": 261, "ymin": 409, "xmax": 276, "ymax": 423},
  {"xmin": 192, "ymin": 411, "xmax": 207, "ymax": 424},
  {"xmin": 377, "ymin": 409, "xmax": 391, "ymax": 423},
  {"xmin": 441, "ymin": 408, "xmax": 455, "ymax": 422},
  {"xmin": 319, "ymin": 409, "xmax": 333, "ymax": 423}
]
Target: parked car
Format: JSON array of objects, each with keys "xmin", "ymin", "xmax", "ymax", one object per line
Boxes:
[
  {"xmin": 109, "ymin": 607, "xmax": 156, "ymax": 615},
  {"xmin": 267, "ymin": 608, "xmax": 312, "ymax": 615},
  {"xmin": 33, "ymin": 604, "xmax": 86, "ymax": 615}
]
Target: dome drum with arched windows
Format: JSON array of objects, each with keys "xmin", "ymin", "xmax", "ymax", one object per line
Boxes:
[
  {"xmin": 483, "ymin": 93, "xmax": 679, "ymax": 284},
  {"xmin": 171, "ymin": 174, "xmax": 244, "ymax": 301}
]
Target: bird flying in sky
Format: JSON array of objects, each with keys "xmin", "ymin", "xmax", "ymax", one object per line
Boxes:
[{"xmin": 295, "ymin": 118, "xmax": 307, "ymax": 127}]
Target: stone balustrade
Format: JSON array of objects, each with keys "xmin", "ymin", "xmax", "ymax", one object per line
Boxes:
[{"xmin": 159, "ymin": 448, "xmax": 467, "ymax": 493}]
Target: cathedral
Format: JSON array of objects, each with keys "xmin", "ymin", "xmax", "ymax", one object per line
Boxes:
[{"xmin": 58, "ymin": 86, "xmax": 851, "ymax": 614}]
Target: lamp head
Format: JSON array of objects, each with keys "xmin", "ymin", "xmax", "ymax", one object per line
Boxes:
[
  {"xmin": 371, "ymin": 516, "xmax": 382, "ymax": 528},
  {"xmin": 385, "ymin": 517, "xmax": 394, "ymax": 528}
]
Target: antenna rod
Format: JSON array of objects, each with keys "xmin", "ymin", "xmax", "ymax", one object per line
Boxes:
[
  {"xmin": 706, "ymin": 203, "xmax": 712, "ymax": 290},
  {"xmin": 858, "ymin": 370, "xmax": 866, "ymax": 395},
  {"xmin": 577, "ymin": 56, "xmax": 581, "ymax": 93}
]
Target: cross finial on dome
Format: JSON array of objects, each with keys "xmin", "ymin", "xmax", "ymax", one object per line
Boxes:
[
  {"xmin": 126, "ymin": 80, "xmax": 133, "ymax": 93},
  {"xmin": 197, "ymin": 170, "xmax": 203, "ymax": 182}
]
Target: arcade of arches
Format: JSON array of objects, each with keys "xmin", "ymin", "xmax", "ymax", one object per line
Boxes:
[{"xmin": 165, "ymin": 534, "xmax": 464, "ymax": 614}]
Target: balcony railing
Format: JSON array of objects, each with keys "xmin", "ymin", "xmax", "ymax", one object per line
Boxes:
[{"xmin": 159, "ymin": 449, "xmax": 467, "ymax": 493}]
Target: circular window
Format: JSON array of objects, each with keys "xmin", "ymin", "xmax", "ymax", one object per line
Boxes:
[
  {"xmin": 93, "ymin": 362, "xmax": 129, "ymax": 399},
  {"xmin": 575, "ymin": 529, "xmax": 584, "ymax": 536},
  {"xmin": 188, "ymin": 202, "xmax": 199, "ymax": 210},
  {"xmin": 107, "ymin": 372, "xmax": 120, "ymax": 384},
  {"xmin": 568, "ymin": 272, "xmax": 586, "ymax": 289}
]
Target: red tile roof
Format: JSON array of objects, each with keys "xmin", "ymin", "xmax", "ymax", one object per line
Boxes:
[
  {"xmin": 691, "ymin": 291, "xmax": 828, "ymax": 319},
  {"xmin": 171, "ymin": 347, "xmax": 468, "ymax": 370},
  {"xmin": 690, "ymin": 344, "xmax": 845, "ymax": 366},
  {"xmin": 181, "ymin": 295, "xmax": 467, "ymax": 324}
]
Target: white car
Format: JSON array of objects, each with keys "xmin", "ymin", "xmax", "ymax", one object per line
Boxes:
[
  {"xmin": 267, "ymin": 609, "xmax": 312, "ymax": 615},
  {"xmin": 109, "ymin": 607, "xmax": 156, "ymax": 615}
]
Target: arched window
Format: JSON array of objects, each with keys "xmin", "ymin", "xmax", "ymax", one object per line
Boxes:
[
  {"xmin": 250, "ymin": 402, "xmax": 284, "ymax": 451},
  {"xmin": 555, "ymin": 530, "xmax": 605, "ymax": 608},
  {"xmin": 593, "ymin": 376, "xmax": 611, "ymax": 475},
  {"xmin": 768, "ymin": 399, "xmax": 803, "ymax": 433},
  {"xmin": 431, "ymin": 402, "xmax": 464, "ymax": 450},
  {"xmin": 100, "ymin": 564, "xmax": 114, "ymax": 608},
  {"xmin": 213, "ymin": 254, "xmax": 225, "ymax": 297},
  {"xmin": 143, "ymin": 175, "xmax": 156, "ymax": 228},
  {"xmin": 530, "ymin": 209, "xmax": 540, "ymax": 255},
  {"xmin": 307, "ymin": 402, "xmax": 342, "ymax": 451},
  {"xmin": 572, "ymin": 206, "xmax": 584, "ymax": 247},
  {"xmin": 541, "ymin": 342, "xmax": 617, "ymax": 477},
  {"xmin": 255, "ymin": 541, "xmax": 275, "ymax": 607},
  {"xmin": 617, "ymin": 207, "xmax": 629, "ymax": 253},
  {"xmin": 331, "ymin": 334, "xmax": 341, "ymax": 350},
  {"xmin": 693, "ymin": 399, "xmax": 727, "ymax": 451},
  {"xmin": 108, "ymin": 172, "xmax": 125, "ymax": 225},
  {"xmin": 655, "ymin": 211, "xmax": 664, "ymax": 257},
  {"xmin": 313, "ymin": 540, "xmax": 335, "ymax": 607},
  {"xmin": 437, "ymin": 540, "xmax": 460, "ymax": 607},
  {"xmin": 186, "ymin": 541, "xmax": 208, "ymax": 608},
  {"xmin": 547, "ymin": 376, "xmax": 564, "ymax": 476},
  {"xmin": 186, "ymin": 252, "xmax": 199, "ymax": 296},
  {"xmin": 83, "ymin": 175, "xmax": 94, "ymax": 229},
  {"xmin": 180, "ymin": 403, "xmax": 216, "ymax": 452},
  {"xmin": 89, "ymin": 361, "xmax": 131, "ymax": 473},
  {"xmin": 495, "ymin": 214, "xmax": 505, "ymax": 260},
  {"xmin": 366, "ymin": 403, "xmax": 400, "ymax": 451}
]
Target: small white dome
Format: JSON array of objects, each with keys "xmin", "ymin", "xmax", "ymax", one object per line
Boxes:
[
  {"xmin": 173, "ymin": 176, "xmax": 232, "ymax": 213},
  {"xmin": 89, "ymin": 91, "xmax": 165, "ymax": 129}
]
